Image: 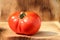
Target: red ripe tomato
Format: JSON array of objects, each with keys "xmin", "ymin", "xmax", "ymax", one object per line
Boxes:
[{"xmin": 8, "ymin": 11, "xmax": 41, "ymax": 35}]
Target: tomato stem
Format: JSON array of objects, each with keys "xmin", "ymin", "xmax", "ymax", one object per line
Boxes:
[{"xmin": 20, "ymin": 12, "xmax": 26, "ymax": 19}]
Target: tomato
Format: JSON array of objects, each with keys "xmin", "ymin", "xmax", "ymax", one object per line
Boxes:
[{"xmin": 8, "ymin": 11, "xmax": 41, "ymax": 35}]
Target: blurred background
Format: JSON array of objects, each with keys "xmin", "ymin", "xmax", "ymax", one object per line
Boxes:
[{"xmin": 0, "ymin": 0, "xmax": 60, "ymax": 22}]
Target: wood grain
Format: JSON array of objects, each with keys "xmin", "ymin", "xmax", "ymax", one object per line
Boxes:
[
  {"xmin": 0, "ymin": 0, "xmax": 60, "ymax": 21},
  {"xmin": 0, "ymin": 21, "xmax": 60, "ymax": 40}
]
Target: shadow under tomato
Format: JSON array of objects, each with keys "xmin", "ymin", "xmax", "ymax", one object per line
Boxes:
[
  {"xmin": 33, "ymin": 31, "xmax": 58, "ymax": 37},
  {"xmin": 7, "ymin": 31, "xmax": 58, "ymax": 40}
]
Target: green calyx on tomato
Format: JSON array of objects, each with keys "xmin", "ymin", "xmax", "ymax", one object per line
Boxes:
[{"xmin": 20, "ymin": 12, "xmax": 26, "ymax": 19}]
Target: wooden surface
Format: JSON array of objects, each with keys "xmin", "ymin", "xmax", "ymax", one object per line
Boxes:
[
  {"xmin": 0, "ymin": 21, "xmax": 60, "ymax": 40},
  {"xmin": 1, "ymin": 0, "xmax": 60, "ymax": 21}
]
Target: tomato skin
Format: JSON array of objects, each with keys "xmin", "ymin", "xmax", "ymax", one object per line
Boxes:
[{"xmin": 8, "ymin": 11, "xmax": 41, "ymax": 35}]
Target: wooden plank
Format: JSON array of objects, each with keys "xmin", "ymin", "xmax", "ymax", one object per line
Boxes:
[
  {"xmin": 0, "ymin": 21, "xmax": 60, "ymax": 40},
  {"xmin": 1, "ymin": 0, "xmax": 60, "ymax": 21}
]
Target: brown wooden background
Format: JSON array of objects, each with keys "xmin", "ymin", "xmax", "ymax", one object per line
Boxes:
[{"xmin": 0, "ymin": 0, "xmax": 60, "ymax": 22}]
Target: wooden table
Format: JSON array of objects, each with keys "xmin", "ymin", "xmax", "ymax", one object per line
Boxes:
[{"xmin": 0, "ymin": 21, "xmax": 60, "ymax": 40}]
